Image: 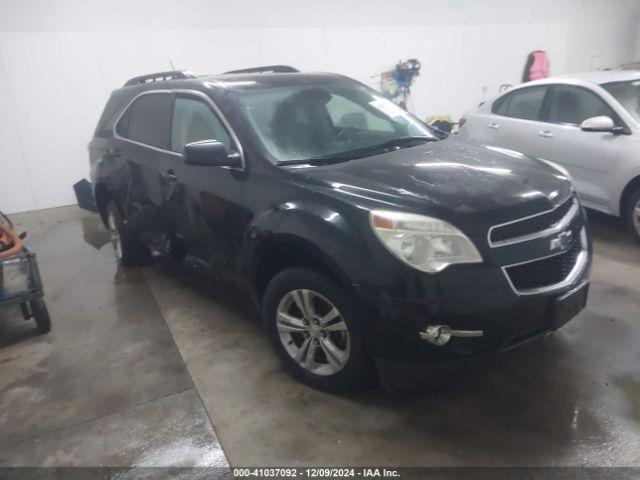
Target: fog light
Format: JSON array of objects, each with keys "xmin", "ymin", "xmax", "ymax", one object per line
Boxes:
[{"xmin": 419, "ymin": 325, "xmax": 484, "ymax": 346}]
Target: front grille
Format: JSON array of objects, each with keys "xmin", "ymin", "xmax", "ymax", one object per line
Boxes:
[
  {"xmin": 490, "ymin": 195, "xmax": 575, "ymax": 245},
  {"xmin": 505, "ymin": 238, "xmax": 582, "ymax": 292}
]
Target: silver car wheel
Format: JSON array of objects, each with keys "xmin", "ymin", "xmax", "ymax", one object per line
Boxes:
[
  {"xmin": 276, "ymin": 289, "xmax": 350, "ymax": 376},
  {"xmin": 108, "ymin": 210, "xmax": 123, "ymax": 261},
  {"xmin": 634, "ymin": 197, "xmax": 640, "ymax": 236}
]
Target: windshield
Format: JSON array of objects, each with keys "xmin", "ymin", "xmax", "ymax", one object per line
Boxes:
[
  {"xmin": 234, "ymin": 81, "xmax": 436, "ymax": 164},
  {"xmin": 602, "ymin": 79, "xmax": 640, "ymax": 122}
]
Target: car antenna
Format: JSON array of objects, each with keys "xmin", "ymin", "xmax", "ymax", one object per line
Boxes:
[{"xmin": 169, "ymin": 59, "xmax": 176, "ymax": 70}]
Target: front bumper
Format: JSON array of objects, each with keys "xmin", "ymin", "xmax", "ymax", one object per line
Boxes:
[
  {"xmin": 358, "ymin": 274, "xmax": 589, "ymax": 361},
  {"xmin": 353, "ymin": 206, "xmax": 592, "ymax": 389},
  {"xmin": 367, "ymin": 277, "xmax": 589, "ymax": 391}
]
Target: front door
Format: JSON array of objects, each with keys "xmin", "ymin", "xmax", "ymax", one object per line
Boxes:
[
  {"xmin": 160, "ymin": 91, "xmax": 250, "ymax": 277},
  {"xmin": 534, "ymin": 84, "xmax": 623, "ymax": 211}
]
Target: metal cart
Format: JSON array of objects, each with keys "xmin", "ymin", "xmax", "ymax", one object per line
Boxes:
[{"xmin": 0, "ymin": 211, "xmax": 51, "ymax": 334}]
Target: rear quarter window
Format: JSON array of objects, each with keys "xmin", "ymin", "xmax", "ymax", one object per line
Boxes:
[
  {"xmin": 95, "ymin": 94, "xmax": 129, "ymax": 137},
  {"xmin": 492, "ymin": 94, "xmax": 510, "ymax": 115}
]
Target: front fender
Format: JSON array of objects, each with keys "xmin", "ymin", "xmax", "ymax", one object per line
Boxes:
[{"xmin": 241, "ymin": 200, "xmax": 377, "ymax": 288}]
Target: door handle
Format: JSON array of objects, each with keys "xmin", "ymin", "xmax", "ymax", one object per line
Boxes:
[
  {"xmin": 539, "ymin": 130, "xmax": 554, "ymax": 138},
  {"xmin": 487, "ymin": 122, "xmax": 499, "ymax": 130},
  {"xmin": 160, "ymin": 169, "xmax": 177, "ymax": 182}
]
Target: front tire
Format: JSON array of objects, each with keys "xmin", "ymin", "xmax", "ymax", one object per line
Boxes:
[
  {"xmin": 625, "ymin": 188, "xmax": 640, "ymax": 245},
  {"xmin": 106, "ymin": 202, "xmax": 151, "ymax": 266},
  {"xmin": 262, "ymin": 268, "xmax": 368, "ymax": 392}
]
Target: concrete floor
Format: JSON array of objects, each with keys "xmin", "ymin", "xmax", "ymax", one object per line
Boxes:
[
  {"xmin": 1, "ymin": 206, "xmax": 639, "ymax": 469},
  {"xmin": 0, "ymin": 207, "xmax": 229, "ymax": 477}
]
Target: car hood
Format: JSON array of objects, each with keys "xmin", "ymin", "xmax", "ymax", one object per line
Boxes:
[{"xmin": 295, "ymin": 137, "xmax": 573, "ymax": 229}]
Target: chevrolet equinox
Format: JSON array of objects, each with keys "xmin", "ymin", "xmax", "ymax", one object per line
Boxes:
[{"xmin": 89, "ymin": 66, "xmax": 592, "ymax": 391}]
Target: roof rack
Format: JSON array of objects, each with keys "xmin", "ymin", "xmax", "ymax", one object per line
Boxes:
[
  {"xmin": 223, "ymin": 65, "xmax": 299, "ymax": 75},
  {"xmin": 123, "ymin": 70, "xmax": 196, "ymax": 87}
]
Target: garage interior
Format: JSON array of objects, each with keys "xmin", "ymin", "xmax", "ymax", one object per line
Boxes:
[
  {"xmin": 2, "ymin": 206, "xmax": 640, "ymax": 471},
  {"xmin": 2, "ymin": 0, "xmax": 640, "ymax": 476}
]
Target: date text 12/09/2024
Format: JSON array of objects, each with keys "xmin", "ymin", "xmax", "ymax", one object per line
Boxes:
[{"xmin": 233, "ymin": 468, "xmax": 401, "ymax": 478}]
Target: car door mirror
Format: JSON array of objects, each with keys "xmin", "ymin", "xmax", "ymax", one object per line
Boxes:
[
  {"xmin": 580, "ymin": 115, "xmax": 615, "ymax": 133},
  {"xmin": 183, "ymin": 140, "xmax": 242, "ymax": 168}
]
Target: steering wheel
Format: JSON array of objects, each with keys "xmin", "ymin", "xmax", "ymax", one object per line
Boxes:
[{"xmin": 336, "ymin": 126, "xmax": 360, "ymax": 142}]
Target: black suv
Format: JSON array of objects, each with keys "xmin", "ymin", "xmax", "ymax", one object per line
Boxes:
[{"xmin": 89, "ymin": 66, "xmax": 591, "ymax": 391}]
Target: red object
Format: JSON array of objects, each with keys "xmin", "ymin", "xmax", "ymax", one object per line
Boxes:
[
  {"xmin": 458, "ymin": 117, "xmax": 467, "ymax": 128},
  {"xmin": 523, "ymin": 50, "xmax": 550, "ymax": 83}
]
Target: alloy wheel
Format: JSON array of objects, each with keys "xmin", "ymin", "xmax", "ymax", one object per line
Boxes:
[
  {"xmin": 108, "ymin": 211, "xmax": 123, "ymax": 261},
  {"xmin": 634, "ymin": 198, "xmax": 640, "ymax": 237},
  {"xmin": 276, "ymin": 289, "xmax": 350, "ymax": 376}
]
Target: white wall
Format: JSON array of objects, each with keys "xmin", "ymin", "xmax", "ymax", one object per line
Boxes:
[
  {"xmin": 636, "ymin": 22, "xmax": 640, "ymax": 62},
  {"xmin": 1, "ymin": 0, "xmax": 639, "ymax": 213}
]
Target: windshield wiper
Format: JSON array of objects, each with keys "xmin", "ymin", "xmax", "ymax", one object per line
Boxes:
[
  {"xmin": 276, "ymin": 136, "xmax": 436, "ymax": 166},
  {"xmin": 276, "ymin": 151, "xmax": 360, "ymax": 166},
  {"xmin": 365, "ymin": 135, "xmax": 436, "ymax": 151}
]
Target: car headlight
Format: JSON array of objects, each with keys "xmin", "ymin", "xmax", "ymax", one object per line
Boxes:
[{"xmin": 370, "ymin": 210, "xmax": 482, "ymax": 273}]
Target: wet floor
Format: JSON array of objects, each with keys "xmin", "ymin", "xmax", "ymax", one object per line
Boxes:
[
  {"xmin": 1, "ymin": 206, "xmax": 639, "ymax": 468},
  {"xmin": 0, "ymin": 207, "xmax": 229, "ymax": 476}
]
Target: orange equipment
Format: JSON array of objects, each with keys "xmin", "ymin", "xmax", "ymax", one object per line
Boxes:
[{"xmin": 0, "ymin": 214, "xmax": 23, "ymax": 261}]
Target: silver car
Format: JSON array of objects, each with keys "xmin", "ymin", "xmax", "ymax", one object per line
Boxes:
[{"xmin": 459, "ymin": 71, "xmax": 640, "ymax": 243}]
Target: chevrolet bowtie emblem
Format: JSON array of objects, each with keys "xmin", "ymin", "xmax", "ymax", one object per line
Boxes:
[{"xmin": 550, "ymin": 230, "xmax": 572, "ymax": 251}]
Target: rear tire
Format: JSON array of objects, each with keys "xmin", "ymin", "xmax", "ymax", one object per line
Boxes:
[
  {"xmin": 262, "ymin": 267, "xmax": 369, "ymax": 392},
  {"xmin": 30, "ymin": 298, "xmax": 51, "ymax": 334},
  {"xmin": 106, "ymin": 202, "xmax": 151, "ymax": 266},
  {"xmin": 625, "ymin": 188, "xmax": 640, "ymax": 245}
]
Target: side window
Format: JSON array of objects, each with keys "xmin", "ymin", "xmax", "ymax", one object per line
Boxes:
[
  {"xmin": 115, "ymin": 107, "xmax": 131, "ymax": 137},
  {"xmin": 492, "ymin": 94, "xmax": 510, "ymax": 115},
  {"xmin": 503, "ymin": 87, "xmax": 547, "ymax": 120},
  {"xmin": 95, "ymin": 95, "xmax": 122, "ymax": 137},
  {"xmin": 548, "ymin": 85, "xmax": 615, "ymax": 126},
  {"xmin": 117, "ymin": 92, "xmax": 173, "ymax": 149},
  {"xmin": 171, "ymin": 97, "xmax": 232, "ymax": 153}
]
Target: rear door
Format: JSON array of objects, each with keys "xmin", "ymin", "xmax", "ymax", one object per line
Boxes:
[
  {"xmin": 113, "ymin": 91, "xmax": 176, "ymax": 248},
  {"xmin": 462, "ymin": 86, "xmax": 549, "ymax": 156},
  {"xmin": 490, "ymin": 86, "xmax": 549, "ymax": 154},
  {"xmin": 534, "ymin": 84, "xmax": 623, "ymax": 211}
]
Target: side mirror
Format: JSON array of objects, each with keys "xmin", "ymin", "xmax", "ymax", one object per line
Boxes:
[
  {"xmin": 183, "ymin": 140, "xmax": 242, "ymax": 168},
  {"xmin": 580, "ymin": 115, "xmax": 615, "ymax": 133}
]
